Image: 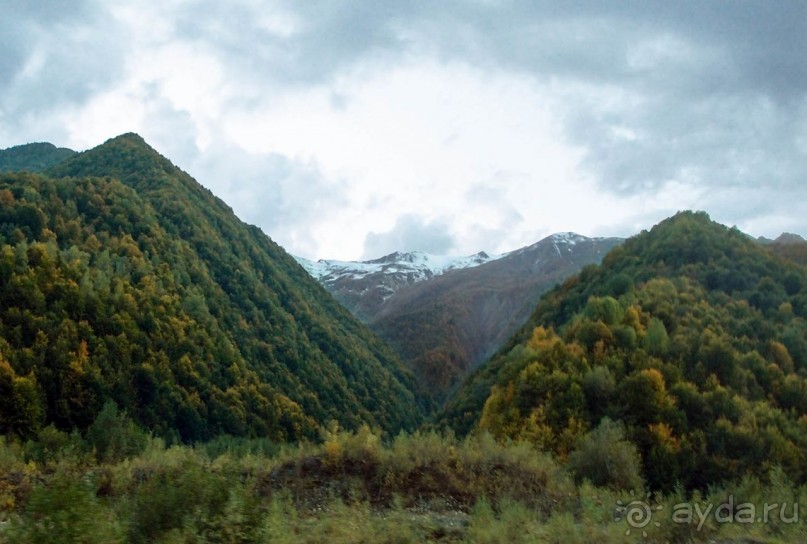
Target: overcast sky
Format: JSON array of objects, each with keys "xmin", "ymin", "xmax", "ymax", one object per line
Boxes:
[{"xmin": 2, "ymin": 1, "xmax": 806, "ymax": 260}]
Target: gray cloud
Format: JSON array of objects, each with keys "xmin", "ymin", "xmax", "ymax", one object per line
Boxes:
[
  {"xmin": 187, "ymin": 141, "xmax": 348, "ymax": 258},
  {"xmin": 402, "ymin": 1, "xmax": 807, "ymax": 238},
  {"xmin": 0, "ymin": 0, "xmax": 127, "ymax": 144},
  {"xmin": 2, "ymin": 1, "xmax": 806, "ymax": 253},
  {"xmin": 412, "ymin": 2, "xmax": 807, "ymax": 99},
  {"xmin": 210, "ymin": 1, "xmax": 806, "ymax": 218},
  {"xmin": 168, "ymin": 1, "xmax": 413, "ymax": 88},
  {"xmin": 363, "ymin": 215, "xmax": 456, "ymax": 259}
]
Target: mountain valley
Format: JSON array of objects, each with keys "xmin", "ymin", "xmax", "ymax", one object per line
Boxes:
[{"xmin": 299, "ymin": 234, "xmax": 623, "ymax": 401}]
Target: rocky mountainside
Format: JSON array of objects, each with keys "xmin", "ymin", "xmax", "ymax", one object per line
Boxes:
[{"xmin": 300, "ymin": 233, "xmax": 622, "ymax": 401}]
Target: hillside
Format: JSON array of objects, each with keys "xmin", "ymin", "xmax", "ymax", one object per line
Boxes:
[
  {"xmin": 0, "ymin": 142, "xmax": 76, "ymax": 173},
  {"xmin": 370, "ymin": 234, "xmax": 622, "ymax": 401},
  {"xmin": 0, "ymin": 134, "xmax": 422, "ymax": 442},
  {"xmin": 442, "ymin": 211, "xmax": 807, "ymax": 491}
]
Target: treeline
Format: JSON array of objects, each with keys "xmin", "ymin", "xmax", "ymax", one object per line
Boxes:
[{"xmin": 443, "ymin": 212, "xmax": 807, "ymax": 492}]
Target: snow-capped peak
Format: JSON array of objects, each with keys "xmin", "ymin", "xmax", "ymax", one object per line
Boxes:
[
  {"xmin": 294, "ymin": 250, "xmax": 500, "ymax": 284},
  {"xmin": 548, "ymin": 232, "xmax": 587, "ymax": 245}
]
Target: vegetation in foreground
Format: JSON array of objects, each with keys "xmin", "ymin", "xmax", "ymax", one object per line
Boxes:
[{"xmin": 1, "ymin": 412, "xmax": 806, "ymax": 543}]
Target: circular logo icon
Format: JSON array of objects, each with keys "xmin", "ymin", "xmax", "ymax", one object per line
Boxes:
[{"xmin": 615, "ymin": 492, "xmax": 663, "ymax": 538}]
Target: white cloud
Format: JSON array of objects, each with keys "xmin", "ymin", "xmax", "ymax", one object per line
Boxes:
[
  {"xmin": 363, "ymin": 214, "xmax": 456, "ymax": 259},
  {"xmin": 2, "ymin": 1, "xmax": 806, "ymax": 259},
  {"xmin": 218, "ymin": 59, "xmax": 607, "ymax": 257}
]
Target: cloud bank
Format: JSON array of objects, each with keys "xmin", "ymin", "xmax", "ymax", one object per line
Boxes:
[{"xmin": 2, "ymin": 1, "xmax": 805, "ymax": 258}]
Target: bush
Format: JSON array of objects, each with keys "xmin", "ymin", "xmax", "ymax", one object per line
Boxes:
[
  {"xmin": 567, "ymin": 418, "xmax": 644, "ymax": 491},
  {"xmin": 86, "ymin": 401, "xmax": 148, "ymax": 463},
  {"xmin": 23, "ymin": 425, "xmax": 86, "ymax": 466},
  {"xmin": 5, "ymin": 475, "xmax": 122, "ymax": 543},
  {"xmin": 127, "ymin": 458, "xmax": 231, "ymax": 543}
]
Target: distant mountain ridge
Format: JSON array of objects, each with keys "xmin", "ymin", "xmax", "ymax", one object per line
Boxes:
[
  {"xmin": 0, "ymin": 142, "xmax": 76, "ymax": 173},
  {"xmin": 299, "ymin": 233, "xmax": 623, "ymax": 400},
  {"xmin": 757, "ymin": 232, "xmax": 806, "ymax": 245},
  {"xmin": 765, "ymin": 232, "xmax": 807, "ymax": 267},
  {"xmin": 297, "ymin": 249, "xmax": 497, "ymax": 283}
]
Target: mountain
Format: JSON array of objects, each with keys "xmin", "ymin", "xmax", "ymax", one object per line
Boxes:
[
  {"xmin": 0, "ymin": 142, "xmax": 76, "ymax": 173},
  {"xmin": 295, "ymin": 250, "xmax": 499, "ymax": 321},
  {"xmin": 0, "ymin": 134, "xmax": 422, "ymax": 442},
  {"xmin": 765, "ymin": 232, "xmax": 807, "ymax": 266},
  {"xmin": 300, "ymin": 234, "xmax": 622, "ymax": 401},
  {"xmin": 442, "ymin": 211, "xmax": 807, "ymax": 491}
]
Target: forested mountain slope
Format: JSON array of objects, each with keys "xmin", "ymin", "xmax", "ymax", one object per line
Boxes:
[
  {"xmin": 0, "ymin": 142, "xmax": 76, "ymax": 173},
  {"xmin": 442, "ymin": 211, "xmax": 807, "ymax": 491},
  {"xmin": 0, "ymin": 134, "xmax": 422, "ymax": 443}
]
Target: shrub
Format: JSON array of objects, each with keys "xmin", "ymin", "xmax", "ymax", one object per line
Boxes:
[
  {"xmin": 86, "ymin": 401, "xmax": 148, "ymax": 463},
  {"xmin": 5, "ymin": 475, "xmax": 122, "ymax": 543},
  {"xmin": 567, "ymin": 418, "xmax": 644, "ymax": 491}
]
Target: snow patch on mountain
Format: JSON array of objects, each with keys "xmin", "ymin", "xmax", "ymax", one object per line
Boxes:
[
  {"xmin": 294, "ymin": 232, "xmax": 621, "ymax": 291},
  {"xmin": 295, "ymin": 250, "xmax": 501, "ymax": 284}
]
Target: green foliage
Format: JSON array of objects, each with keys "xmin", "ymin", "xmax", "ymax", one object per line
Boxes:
[
  {"xmin": 585, "ymin": 295, "xmax": 622, "ymax": 326},
  {"xmin": 567, "ymin": 418, "xmax": 644, "ymax": 491},
  {"xmin": 127, "ymin": 458, "xmax": 232, "ymax": 543},
  {"xmin": 0, "ymin": 133, "xmax": 422, "ymax": 442},
  {"xmin": 443, "ymin": 211, "xmax": 807, "ymax": 493},
  {"xmin": 0, "ymin": 356, "xmax": 44, "ymax": 438},
  {"xmin": 23, "ymin": 425, "xmax": 86, "ymax": 466},
  {"xmin": 582, "ymin": 366, "xmax": 615, "ymax": 418},
  {"xmin": 0, "ymin": 142, "xmax": 76, "ymax": 173},
  {"xmin": 643, "ymin": 316, "xmax": 669, "ymax": 356},
  {"xmin": 3, "ymin": 429, "xmax": 804, "ymax": 543},
  {"xmin": 6, "ymin": 475, "xmax": 123, "ymax": 543},
  {"xmin": 86, "ymin": 401, "xmax": 148, "ymax": 463}
]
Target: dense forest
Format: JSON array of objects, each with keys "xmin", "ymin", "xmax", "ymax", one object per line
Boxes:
[
  {"xmin": 0, "ymin": 134, "xmax": 422, "ymax": 444},
  {"xmin": 0, "ymin": 143, "xmax": 76, "ymax": 173},
  {"xmin": 443, "ymin": 211, "xmax": 807, "ymax": 493}
]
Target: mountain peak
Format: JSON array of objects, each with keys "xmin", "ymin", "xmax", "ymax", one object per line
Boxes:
[
  {"xmin": 96, "ymin": 132, "xmax": 164, "ymax": 161},
  {"xmin": 773, "ymin": 232, "xmax": 806, "ymax": 245},
  {"xmin": 0, "ymin": 141, "xmax": 77, "ymax": 173},
  {"xmin": 296, "ymin": 249, "xmax": 501, "ymax": 284},
  {"xmin": 46, "ymin": 132, "xmax": 191, "ymax": 197},
  {"xmin": 548, "ymin": 232, "xmax": 587, "ymax": 245}
]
